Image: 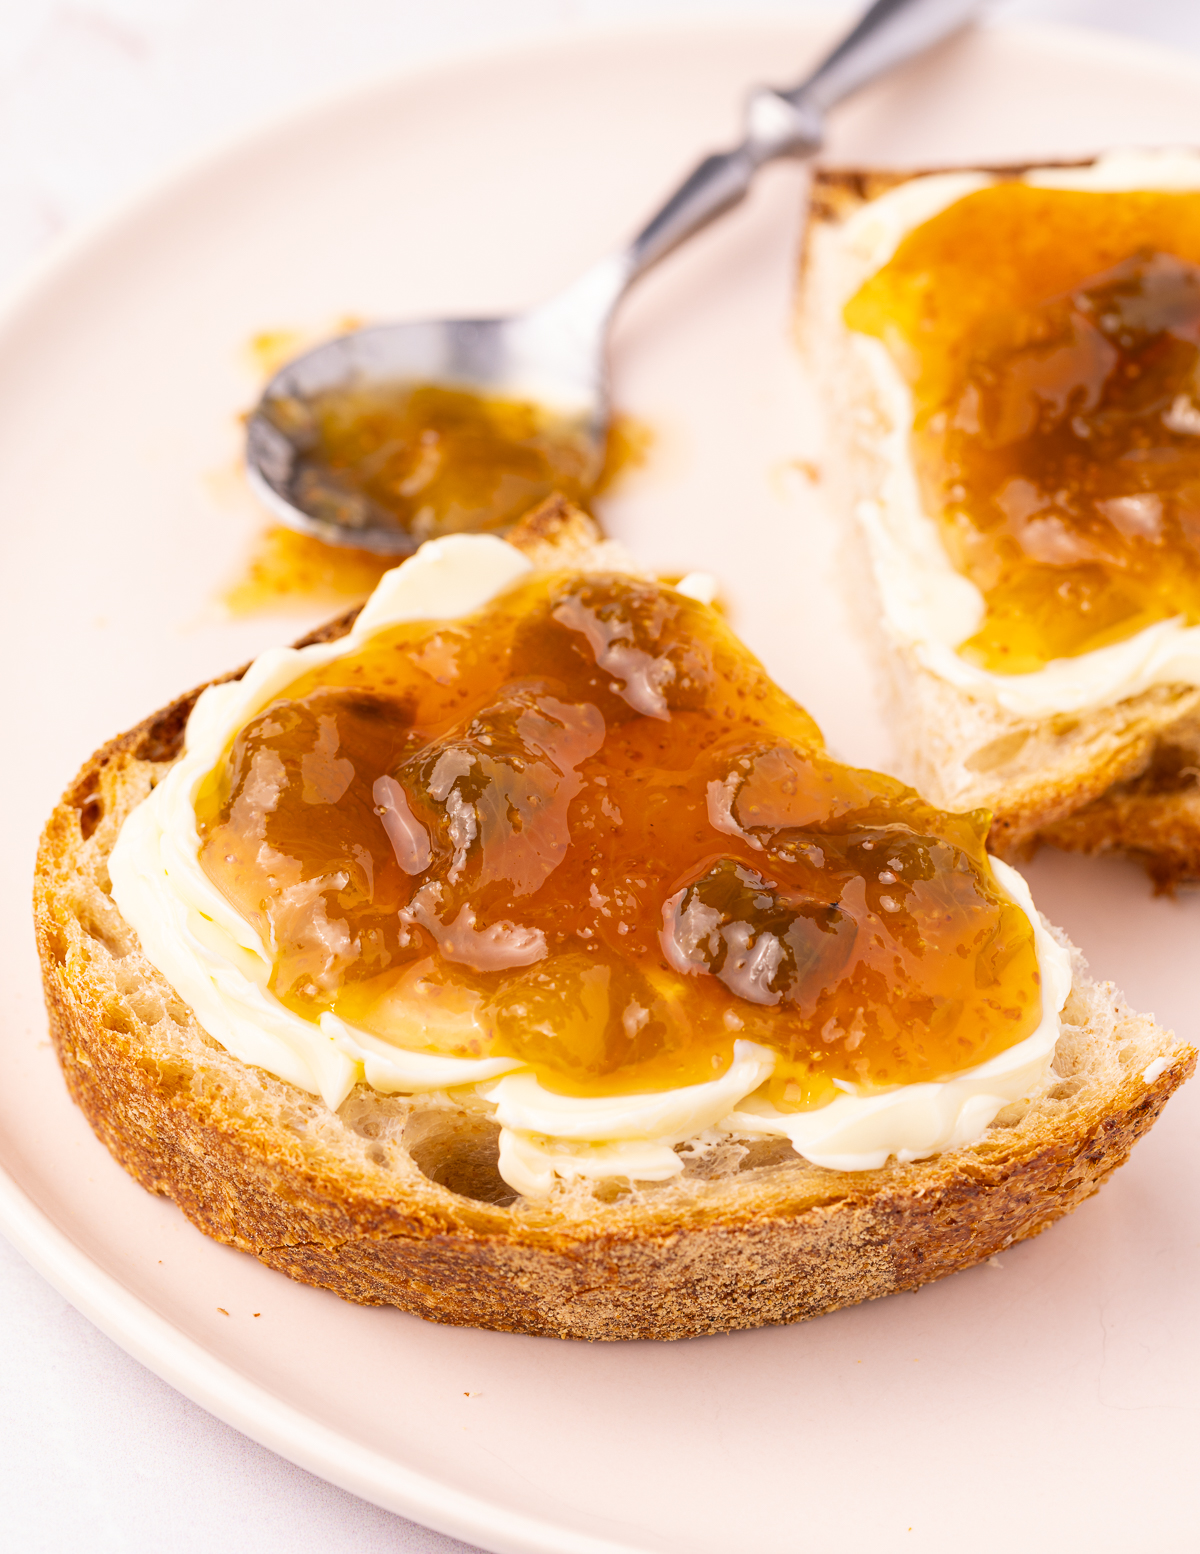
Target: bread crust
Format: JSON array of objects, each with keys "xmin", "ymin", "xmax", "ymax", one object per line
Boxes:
[
  {"xmin": 800, "ymin": 159, "xmax": 1200, "ymax": 889},
  {"xmin": 32, "ymin": 504, "xmax": 1195, "ymax": 1339}
]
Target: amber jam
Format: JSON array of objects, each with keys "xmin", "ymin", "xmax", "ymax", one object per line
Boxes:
[
  {"xmin": 845, "ymin": 182, "xmax": 1200, "ymax": 673},
  {"xmin": 223, "ymin": 526, "xmax": 397, "ymax": 616},
  {"xmin": 269, "ymin": 383, "xmax": 605, "ymax": 549},
  {"xmin": 195, "ymin": 571, "xmax": 1041, "ymax": 1101}
]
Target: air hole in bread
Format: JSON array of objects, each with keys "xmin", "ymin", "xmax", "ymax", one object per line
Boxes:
[
  {"xmin": 152, "ymin": 1058, "xmax": 196, "ymax": 1097},
  {"xmin": 123, "ymin": 989, "xmax": 165, "ymax": 1025},
  {"xmin": 675, "ymin": 1135, "xmax": 750, "ymax": 1178},
  {"xmin": 134, "ymin": 707, "xmax": 194, "ymax": 764},
  {"xmin": 43, "ymin": 923, "xmax": 69, "ymax": 965},
  {"xmin": 79, "ymin": 916, "xmax": 123, "ymax": 958},
  {"xmin": 587, "ymin": 1178, "xmax": 632, "ymax": 1204},
  {"xmin": 1114, "ymin": 737, "xmax": 1200, "ymax": 798},
  {"xmin": 990, "ymin": 1099, "xmax": 1031, "ymax": 1129},
  {"xmin": 77, "ymin": 797, "xmax": 104, "ymax": 841},
  {"xmin": 68, "ymin": 770, "xmax": 105, "ymax": 839},
  {"xmin": 101, "ymin": 1006, "xmax": 135, "ymax": 1036},
  {"xmin": 69, "ymin": 769, "xmax": 99, "ymax": 806},
  {"xmin": 736, "ymin": 1137, "xmax": 799, "ymax": 1173},
  {"xmin": 1048, "ymin": 1078, "xmax": 1083, "ymax": 1101},
  {"xmin": 404, "ymin": 1111, "xmax": 518, "ymax": 1206},
  {"xmin": 965, "ymin": 730, "xmax": 1031, "ymax": 775}
]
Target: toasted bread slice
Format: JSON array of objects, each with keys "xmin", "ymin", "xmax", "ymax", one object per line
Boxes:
[
  {"xmin": 799, "ymin": 162, "xmax": 1200, "ymax": 889},
  {"xmin": 33, "ymin": 498, "xmax": 1193, "ymax": 1340}
]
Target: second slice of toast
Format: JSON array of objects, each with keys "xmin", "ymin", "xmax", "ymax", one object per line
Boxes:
[{"xmin": 799, "ymin": 158, "xmax": 1200, "ymax": 888}]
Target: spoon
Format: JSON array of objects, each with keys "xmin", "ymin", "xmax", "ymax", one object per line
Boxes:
[{"xmin": 247, "ymin": 0, "xmax": 985, "ymax": 553}]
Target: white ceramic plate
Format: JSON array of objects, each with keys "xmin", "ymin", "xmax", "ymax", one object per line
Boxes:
[{"xmin": 3, "ymin": 17, "xmax": 1199, "ymax": 1554}]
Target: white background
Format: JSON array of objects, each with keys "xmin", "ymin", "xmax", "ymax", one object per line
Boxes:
[{"xmin": 2, "ymin": 2, "xmax": 1199, "ymax": 1551}]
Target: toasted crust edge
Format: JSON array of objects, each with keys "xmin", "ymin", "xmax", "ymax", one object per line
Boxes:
[{"xmin": 36, "ymin": 921, "xmax": 1193, "ymax": 1340}]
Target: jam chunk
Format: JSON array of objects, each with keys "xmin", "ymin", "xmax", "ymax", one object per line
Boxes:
[
  {"xmin": 195, "ymin": 569, "xmax": 1041, "ymax": 1101},
  {"xmin": 845, "ymin": 182, "xmax": 1200, "ymax": 672}
]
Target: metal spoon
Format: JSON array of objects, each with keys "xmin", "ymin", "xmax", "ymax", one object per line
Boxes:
[{"xmin": 247, "ymin": 0, "xmax": 985, "ymax": 553}]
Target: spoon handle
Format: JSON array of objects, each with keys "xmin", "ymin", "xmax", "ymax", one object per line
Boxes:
[{"xmin": 625, "ymin": 0, "xmax": 986, "ymax": 281}]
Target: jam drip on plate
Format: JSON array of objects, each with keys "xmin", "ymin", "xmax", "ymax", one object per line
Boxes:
[
  {"xmin": 846, "ymin": 182, "xmax": 1200, "ymax": 672},
  {"xmin": 196, "ymin": 571, "xmax": 1040, "ymax": 1101}
]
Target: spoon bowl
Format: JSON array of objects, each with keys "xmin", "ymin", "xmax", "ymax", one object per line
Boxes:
[{"xmin": 247, "ymin": 257, "xmax": 631, "ymax": 552}]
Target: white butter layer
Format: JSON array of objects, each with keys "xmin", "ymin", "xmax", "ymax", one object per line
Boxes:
[
  {"xmin": 110, "ymin": 534, "xmax": 1069, "ymax": 1196},
  {"xmin": 838, "ymin": 149, "xmax": 1200, "ymax": 720},
  {"xmin": 109, "ymin": 533, "xmax": 537, "ymax": 1111}
]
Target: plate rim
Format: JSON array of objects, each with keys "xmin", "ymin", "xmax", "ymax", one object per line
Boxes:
[
  {"xmin": 0, "ymin": 1166, "xmax": 645, "ymax": 1554},
  {"xmin": 4, "ymin": 14, "xmax": 1200, "ymax": 1553},
  {"xmin": 1, "ymin": 11, "xmax": 1196, "ymax": 345}
]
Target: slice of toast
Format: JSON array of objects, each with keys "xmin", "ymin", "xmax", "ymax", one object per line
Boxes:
[
  {"xmin": 799, "ymin": 162, "xmax": 1200, "ymax": 889},
  {"xmin": 33, "ymin": 498, "xmax": 1193, "ymax": 1340}
]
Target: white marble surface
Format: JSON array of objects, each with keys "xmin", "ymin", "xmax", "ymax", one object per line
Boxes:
[{"xmin": 3, "ymin": 2, "xmax": 1200, "ymax": 1551}]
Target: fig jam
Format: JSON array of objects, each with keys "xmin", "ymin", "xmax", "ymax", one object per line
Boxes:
[
  {"xmin": 845, "ymin": 182, "xmax": 1200, "ymax": 672},
  {"xmin": 271, "ymin": 383, "xmax": 598, "ymax": 547},
  {"xmin": 196, "ymin": 570, "xmax": 1040, "ymax": 1101}
]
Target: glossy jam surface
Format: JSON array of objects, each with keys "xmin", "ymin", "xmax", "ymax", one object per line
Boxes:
[
  {"xmin": 196, "ymin": 571, "xmax": 1041, "ymax": 1100},
  {"xmin": 845, "ymin": 183, "xmax": 1200, "ymax": 672},
  {"xmin": 271, "ymin": 384, "xmax": 602, "ymax": 548},
  {"xmin": 223, "ymin": 526, "xmax": 397, "ymax": 616}
]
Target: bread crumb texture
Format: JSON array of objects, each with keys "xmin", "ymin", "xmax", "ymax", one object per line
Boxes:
[
  {"xmin": 32, "ymin": 520, "xmax": 1194, "ymax": 1340},
  {"xmin": 800, "ymin": 165, "xmax": 1200, "ymax": 891}
]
